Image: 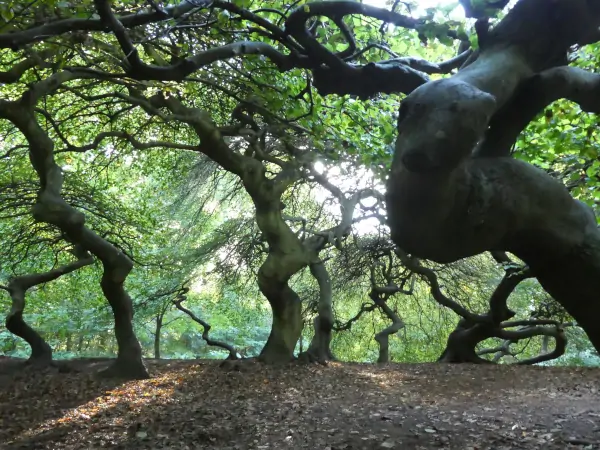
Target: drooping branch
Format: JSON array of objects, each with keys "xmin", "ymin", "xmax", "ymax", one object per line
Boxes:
[
  {"xmin": 0, "ymin": 1, "xmax": 199, "ymax": 49},
  {"xmin": 3, "ymin": 0, "xmax": 467, "ymax": 101},
  {"xmin": 93, "ymin": 0, "xmax": 301, "ymax": 80},
  {"xmin": 0, "ymin": 50, "xmax": 55, "ymax": 83},
  {"xmin": 285, "ymin": 2, "xmax": 424, "ymax": 69},
  {"xmin": 172, "ymin": 287, "xmax": 239, "ymax": 360},
  {"xmin": 56, "ymin": 130, "xmax": 200, "ymax": 154}
]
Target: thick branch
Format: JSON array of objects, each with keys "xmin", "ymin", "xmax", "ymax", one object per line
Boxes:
[
  {"xmin": 515, "ymin": 327, "xmax": 566, "ymax": 365},
  {"xmin": 489, "ymin": 261, "xmax": 532, "ymax": 323},
  {"xmin": 477, "ymin": 67, "xmax": 600, "ymax": 158},
  {"xmin": 0, "ymin": 50, "xmax": 55, "ymax": 83}
]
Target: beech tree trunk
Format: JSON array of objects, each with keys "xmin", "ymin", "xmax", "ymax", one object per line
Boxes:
[
  {"xmin": 1, "ymin": 246, "xmax": 94, "ymax": 365},
  {"xmin": 5, "ymin": 310, "xmax": 52, "ymax": 364},
  {"xmin": 248, "ymin": 180, "xmax": 310, "ymax": 363},
  {"xmin": 258, "ymin": 281, "xmax": 303, "ymax": 363},
  {"xmin": 386, "ymin": 0, "xmax": 600, "ymax": 354},
  {"xmin": 99, "ymin": 269, "xmax": 148, "ymax": 378},
  {"xmin": 438, "ymin": 320, "xmax": 494, "ymax": 364},
  {"xmin": 372, "ymin": 298, "xmax": 405, "ymax": 364},
  {"xmin": 302, "ymin": 262, "xmax": 336, "ymax": 362},
  {"xmin": 0, "ymin": 92, "xmax": 149, "ymax": 380}
]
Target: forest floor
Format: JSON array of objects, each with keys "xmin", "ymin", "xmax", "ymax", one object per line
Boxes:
[{"xmin": 0, "ymin": 358, "xmax": 599, "ymax": 449}]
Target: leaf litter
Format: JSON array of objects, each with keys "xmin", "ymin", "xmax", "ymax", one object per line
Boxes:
[{"xmin": 0, "ymin": 358, "xmax": 599, "ymax": 449}]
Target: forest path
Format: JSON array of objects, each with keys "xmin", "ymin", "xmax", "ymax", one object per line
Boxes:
[{"xmin": 0, "ymin": 358, "xmax": 599, "ymax": 449}]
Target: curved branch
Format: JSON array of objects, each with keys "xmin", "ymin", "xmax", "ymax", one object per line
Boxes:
[
  {"xmin": 394, "ymin": 248, "xmax": 486, "ymax": 322},
  {"xmin": 3, "ymin": 245, "xmax": 94, "ymax": 363},
  {"xmin": 0, "ymin": 50, "xmax": 55, "ymax": 83},
  {"xmin": 91, "ymin": 0, "xmax": 306, "ymax": 81},
  {"xmin": 515, "ymin": 328, "xmax": 566, "ymax": 365},
  {"xmin": 333, "ymin": 303, "xmax": 376, "ymax": 331},
  {"xmin": 489, "ymin": 261, "xmax": 532, "ymax": 323},
  {"xmin": 56, "ymin": 130, "xmax": 200, "ymax": 154},
  {"xmin": 173, "ymin": 288, "xmax": 239, "ymax": 360},
  {"xmin": 477, "ymin": 66, "xmax": 600, "ymax": 158}
]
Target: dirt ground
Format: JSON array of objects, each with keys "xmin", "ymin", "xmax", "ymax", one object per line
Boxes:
[{"xmin": 0, "ymin": 358, "xmax": 599, "ymax": 449}]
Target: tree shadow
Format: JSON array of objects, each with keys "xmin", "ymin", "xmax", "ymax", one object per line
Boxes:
[
  {"xmin": 0, "ymin": 357, "xmax": 129, "ymax": 446},
  {"xmin": 3, "ymin": 360, "xmax": 600, "ymax": 450}
]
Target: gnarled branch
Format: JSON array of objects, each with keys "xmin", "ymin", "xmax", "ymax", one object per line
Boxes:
[{"xmin": 173, "ymin": 287, "xmax": 239, "ymax": 360}]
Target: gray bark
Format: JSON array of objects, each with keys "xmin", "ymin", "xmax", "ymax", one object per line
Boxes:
[{"xmin": 386, "ymin": 0, "xmax": 600, "ymax": 354}]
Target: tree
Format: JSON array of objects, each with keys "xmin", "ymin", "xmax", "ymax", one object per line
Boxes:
[
  {"xmin": 1, "ymin": 0, "xmax": 598, "ymax": 367},
  {"xmin": 386, "ymin": 0, "xmax": 600, "ymax": 355},
  {"xmin": 0, "ymin": 244, "xmax": 93, "ymax": 365}
]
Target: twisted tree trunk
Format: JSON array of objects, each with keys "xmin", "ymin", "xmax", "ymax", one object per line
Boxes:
[
  {"xmin": 1, "ymin": 245, "xmax": 93, "ymax": 365},
  {"xmin": 386, "ymin": 0, "xmax": 600, "ymax": 354},
  {"xmin": 438, "ymin": 319, "xmax": 495, "ymax": 364},
  {"xmin": 372, "ymin": 296, "xmax": 405, "ymax": 364},
  {"xmin": 0, "ymin": 86, "xmax": 149, "ymax": 380},
  {"xmin": 301, "ymin": 261, "xmax": 336, "ymax": 363},
  {"xmin": 258, "ymin": 273, "xmax": 304, "ymax": 363},
  {"xmin": 157, "ymin": 96, "xmax": 310, "ymax": 364},
  {"xmin": 251, "ymin": 198, "xmax": 308, "ymax": 364}
]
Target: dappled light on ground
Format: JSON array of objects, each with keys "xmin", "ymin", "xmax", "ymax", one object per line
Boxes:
[{"xmin": 1, "ymin": 359, "xmax": 599, "ymax": 449}]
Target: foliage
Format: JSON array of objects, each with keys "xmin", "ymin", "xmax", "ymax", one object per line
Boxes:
[{"xmin": 0, "ymin": 0, "xmax": 597, "ymax": 369}]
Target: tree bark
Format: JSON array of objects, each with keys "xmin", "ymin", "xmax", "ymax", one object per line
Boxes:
[
  {"xmin": 386, "ymin": 0, "xmax": 600, "ymax": 354},
  {"xmin": 97, "ymin": 266, "xmax": 148, "ymax": 379},
  {"xmin": 301, "ymin": 261, "xmax": 336, "ymax": 363},
  {"xmin": 258, "ymin": 280, "xmax": 303, "ymax": 363},
  {"xmin": 5, "ymin": 309, "xmax": 52, "ymax": 364},
  {"xmin": 438, "ymin": 319, "xmax": 495, "ymax": 364},
  {"xmin": 66, "ymin": 333, "xmax": 72, "ymax": 352},
  {"xmin": 157, "ymin": 96, "xmax": 311, "ymax": 364}
]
